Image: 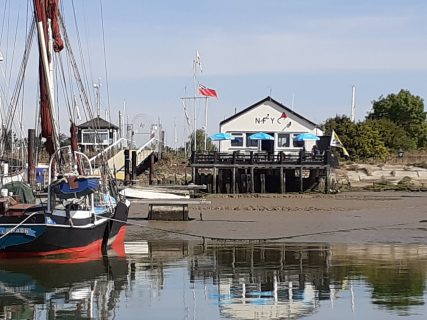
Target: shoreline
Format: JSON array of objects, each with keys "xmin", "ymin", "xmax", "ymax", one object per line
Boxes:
[{"xmin": 125, "ymin": 190, "xmax": 427, "ymax": 245}]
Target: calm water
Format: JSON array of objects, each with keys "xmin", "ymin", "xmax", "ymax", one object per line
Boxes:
[{"xmin": 1, "ymin": 241, "xmax": 427, "ymax": 319}]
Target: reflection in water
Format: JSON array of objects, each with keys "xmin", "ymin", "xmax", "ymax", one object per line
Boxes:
[
  {"xmin": 0, "ymin": 252, "xmax": 129, "ymax": 319},
  {"xmin": 0, "ymin": 242, "xmax": 427, "ymax": 319}
]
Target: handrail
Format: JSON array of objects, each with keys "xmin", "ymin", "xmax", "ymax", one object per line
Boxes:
[
  {"xmin": 89, "ymin": 137, "xmax": 128, "ymax": 163},
  {"xmin": 136, "ymin": 137, "xmax": 156, "ymax": 154},
  {"xmin": 47, "ymin": 146, "xmax": 93, "ymax": 213}
]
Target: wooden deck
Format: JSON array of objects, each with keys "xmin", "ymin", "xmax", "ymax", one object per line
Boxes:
[{"xmin": 190, "ymin": 151, "xmax": 335, "ymax": 194}]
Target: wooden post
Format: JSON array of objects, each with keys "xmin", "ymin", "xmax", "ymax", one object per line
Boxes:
[
  {"xmin": 283, "ymin": 169, "xmax": 287, "ymax": 193},
  {"xmin": 280, "ymin": 167, "xmax": 284, "ymax": 194},
  {"xmin": 251, "ymin": 167, "xmax": 255, "ymax": 193},
  {"xmin": 299, "ymin": 166, "xmax": 304, "ymax": 193},
  {"xmin": 260, "ymin": 173, "xmax": 265, "ymax": 193},
  {"xmin": 192, "ymin": 167, "xmax": 196, "ymax": 184},
  {"xmin": 27, "ymin": 129, "xmax": 36, "ymax": 186},
  {"xmin": 325, "ymin": 167, "xmax": 330, "ymax": 193},
  {"xmin": 246, "ymin": 169, "xmax": 250, "ymax": 193},
  {"xmin": 279, "ymin": 151, "xmax": 284, "ymax": 164},
  {"xmin": 212, "ymin": 167, "xmax": 217, "ymax": 194},
  {"xmin": 217, "ymin": 169, "xmax": 223, "ymax": 193},
  {"xmin": 124, "ymin": 149, "xmax": 130, "ymax": 185},
  {"xmin": 149, "ymin": 153, "xmax": 155, "ymax": 185},
  {"xmin": 131, "ymin": 150, "xmax": 137, "ymax": 184},
  {"xmin": 232, "ymin": 167, "xmax": 236, "ymax": 194}
]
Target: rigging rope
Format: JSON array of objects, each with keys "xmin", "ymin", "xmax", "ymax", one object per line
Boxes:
[
  {"xmin": 98, "ymin": 0, "xmax": 111, "ymax": 123},
  {"xmin": 3, "ymin": 19, "xmax": 35, "ymax": 147}
]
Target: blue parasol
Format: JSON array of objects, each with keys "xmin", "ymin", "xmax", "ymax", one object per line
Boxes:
[
  {"xmin": 248, "ymin": 132, "xmax": 274, "ymax": 140},
  {"xmin": 209, "ymin": 132, "xmax": 235, "ymax": 141},
  {"xmin": 294, "ymin": 133, "xmax": 320, "ymax": 141}
]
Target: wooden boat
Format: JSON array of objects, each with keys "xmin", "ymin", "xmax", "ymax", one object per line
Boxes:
[{"xmin": 0, "ymin": 0, "xmax": 129, "ymax": 258}]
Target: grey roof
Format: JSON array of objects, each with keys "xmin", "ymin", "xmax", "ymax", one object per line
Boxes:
[
  {"xmin": 78, "ymin": 116, "xmax": 119, "ymax": 129},
  {"xmin": 220, "ymin": 96, "xmax": 319, "ymax": 128}
]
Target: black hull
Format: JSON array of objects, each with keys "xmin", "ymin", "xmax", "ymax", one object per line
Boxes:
[{"xmin": 0, "ymin": 201, "xmax": 129, "ymax": 257}]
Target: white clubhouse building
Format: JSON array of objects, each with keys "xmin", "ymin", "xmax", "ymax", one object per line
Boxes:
[{"xmin": 219, "ymin": 96, "xmax": 323, "ymax": 154}]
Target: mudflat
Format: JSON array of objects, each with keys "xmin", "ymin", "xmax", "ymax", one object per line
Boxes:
[{"xmin": 126, "ymin": 191, "xmax": 427, "ymax": 244}]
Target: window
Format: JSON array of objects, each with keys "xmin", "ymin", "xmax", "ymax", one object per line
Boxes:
[
  {"xmin": 246, "ymin": 133, "xmax": 258, "ymax": 148},
  {"xmin": 230, "ymin": 133, "xmax": 243, "ymax": 147},
  {"xmin": 81, "ymin": 129, "xmax": 110, "ymax": 145},
  {"xmin": 292, "ymin": 133, "xmax": 303, "ymax": 147},
  {"xmin": 277, "ymin": 133, "xmax": 290, "ymax": 148}
]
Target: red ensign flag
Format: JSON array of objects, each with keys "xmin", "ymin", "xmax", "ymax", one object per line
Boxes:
[{"xmin": 198, "ymin": 84, "xmax": 218, "ymax": 98}]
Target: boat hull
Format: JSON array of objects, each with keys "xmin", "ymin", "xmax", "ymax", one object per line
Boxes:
[{"xmin": 0, "ymin": 201, "xmax": 129, "ymax": 258}]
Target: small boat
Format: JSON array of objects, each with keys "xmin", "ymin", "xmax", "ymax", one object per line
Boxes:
[
  {"xmin": 120, "ymin": 187, "xmax": 190, "ymax": 200},
  {"xmin": 0, "ymin": 0, "xmax": 129, "ymax": 258}
]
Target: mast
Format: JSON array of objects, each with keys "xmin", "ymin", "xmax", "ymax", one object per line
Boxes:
[
  {"xmin": 33, "ymin": 0, "xmax": 64, "ymax": 156},
  {"xmin": 350, "ymin": 85, "xmax": 356, "ymax": 122}
]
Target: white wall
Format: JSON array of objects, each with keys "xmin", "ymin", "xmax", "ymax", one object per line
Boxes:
[{"xmin": 219, "ymin": 100, "xmax": 323, "ymax": 153}]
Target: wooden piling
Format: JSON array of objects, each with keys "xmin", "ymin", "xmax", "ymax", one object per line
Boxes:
[
  {"xmin": 325, "ymin": 167, "xmax": 330, "ymax": 193},
  {"xmin": 250, "ymin": 167, "xmax": 255, "ymax": 193},
  {"xmin": 212, "ymin": 167, "xmax": 217, "ymax": 194},
  {"xmin": 149, "ymin": 153, "xmax": 155, "ymax": 185},
  {"xmin": 232, "ymin": 167, "xmax": 236, "ymax": 194},
  {"xmin": 280, "ymin": 167, "xmax": 284, "ymax": 194},
  {"xmin": 299, "ymin": 167, "xmax": 304, "ymax": 193},
  {"xmin": 27, "ymin": 129, "xmax": 36, "ymax": 186},
  {"xmin": 131, "ymin": 150, "xmax": 137, "ymax": 184},
  {"xmin": 124, "ymin": 149, "xmax": 130, "ymax": 185},
  {"xmin": 260, "ymin": 173, "xmax": 265, "ymax": 193}
]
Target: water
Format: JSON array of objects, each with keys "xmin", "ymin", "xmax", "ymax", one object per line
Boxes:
[{"xmin": 1, "ymin": 242, "xmax": 427, "ymax": 319}]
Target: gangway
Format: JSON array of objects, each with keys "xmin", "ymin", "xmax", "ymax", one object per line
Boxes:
[{"xmin": 90, "ymin": 137, "xmax": 157, "ymax": 180}]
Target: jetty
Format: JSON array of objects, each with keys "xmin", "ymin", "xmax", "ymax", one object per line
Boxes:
[{"xmin": 190, "ymin": 150, "xmax": 336, "ymax": 194}]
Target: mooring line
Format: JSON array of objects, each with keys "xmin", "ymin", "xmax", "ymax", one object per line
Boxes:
[{"xmin": 104, "ymin": 216, "xmax": 417, "ymax": 242}]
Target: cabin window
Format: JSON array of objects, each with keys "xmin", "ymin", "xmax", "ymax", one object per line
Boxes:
[
  {"xmin": 81, "ymin": 129, "xmax": 110, "ymax": 145},
  {"xmin": 230, "ymin": 133, "xmax": 243, "ymax": 147},
  {"xmin": 277, "ymin": 133, "xmax": 290, "ymax": 148},
  {"xmin": 245, "ymin": 133, "xmax": 258, "ymax": 148},
  {"xmin": 292, "ymin": 133, "xmax": 303, "ymax": 147}
]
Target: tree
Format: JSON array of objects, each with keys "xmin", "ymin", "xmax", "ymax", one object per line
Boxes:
[
  {"xmin": 368, "ymin": 90, "xmax": 427, "ymax": 148},
  {"xmin": 365, "ymin": 118, "xmax": 416, "ymax": 151},
  {"xmin": 323, "ymin": 115, "xmax": 389, "ymax": 160},
  {"xmin": 351, "ymin": 122, "xmax": 389, "ymax": 160},
  {"xmin": 186, "ymin": 129, "xmax": 216, "ymax": 153}
]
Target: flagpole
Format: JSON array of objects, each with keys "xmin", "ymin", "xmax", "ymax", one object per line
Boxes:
[
  {"xmin": 193, "ymin": 58, "xmax": 197, "ymax": 152},
  {"xmin": 204, "ymin": 97, "xmax": 208, "ymax": 151}
]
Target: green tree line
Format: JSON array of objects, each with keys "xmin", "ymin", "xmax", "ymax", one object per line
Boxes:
[{"xmin": 323, "ymin": 90, "xmax": 427, "ymax": 160}]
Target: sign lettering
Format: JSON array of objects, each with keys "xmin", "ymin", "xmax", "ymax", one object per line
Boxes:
[{"xmin": 0, "ymin": 227, "xmax": 37, "ymax": 237}]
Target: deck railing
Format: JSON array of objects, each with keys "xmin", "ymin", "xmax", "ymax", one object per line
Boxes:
[{"xmin": 191, "ymin": 150, "xmax": 332, "ymax": 166}]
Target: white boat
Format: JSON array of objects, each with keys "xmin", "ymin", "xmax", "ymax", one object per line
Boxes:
[{"xmin": 120, "ymin": 187, "xmax": 190, "ymax": 200}]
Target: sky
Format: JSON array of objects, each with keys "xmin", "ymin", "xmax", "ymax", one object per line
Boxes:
[{"xmin": 0, "ymin": 0, "xmax": 426, "ymax": 147}]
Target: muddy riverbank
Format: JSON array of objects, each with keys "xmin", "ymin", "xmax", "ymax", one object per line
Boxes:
[{"xmin": 124, "ymin": 191, "xmax": 427, "ymax": 244}]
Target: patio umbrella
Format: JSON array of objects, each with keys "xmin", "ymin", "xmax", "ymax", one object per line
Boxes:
[
  {"xmin": 294, "ymin": 133, "xmax": 320, "ymax": 141},
  {"xmin": 248, "ymin": 132, "xmax": 274, "ymax": 140},
  {"xmin": 209, "ymin": 132, "xmax": 235, "ymax": 141}
]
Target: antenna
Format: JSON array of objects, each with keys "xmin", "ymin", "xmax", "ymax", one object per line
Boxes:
[
  {"xmin": 351, "ymin": 85, "xmax": 356, "ymax": 122},
  {"xmin": 291, "ymin": 94, "xmax": 295, "ymax": 111}
]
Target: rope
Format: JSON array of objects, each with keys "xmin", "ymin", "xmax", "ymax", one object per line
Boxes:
[
  {"xmin": 98, "ymin": 0, "xmax": 111, "ymax": 122},
  {"xmin": 0, "ymin": 211, "xmax": 41, "ymax": 241},
  {"xmin": 95, "ymin": 215, "xmax": 206, "ymax": 239},
  {"xmin": 96, "ymin": 215, "xmax": 419, "ymax": 242}
]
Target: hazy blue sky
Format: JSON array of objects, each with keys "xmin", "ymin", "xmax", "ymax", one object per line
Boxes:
[{"xmin": 1, "ymin": 0, "xmax": 426, "ymax": 146}]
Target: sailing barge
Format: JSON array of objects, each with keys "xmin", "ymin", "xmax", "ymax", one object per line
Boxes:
[{"xmin": 0, "ymin": 0, "xmax": 129, "ymax": 257}]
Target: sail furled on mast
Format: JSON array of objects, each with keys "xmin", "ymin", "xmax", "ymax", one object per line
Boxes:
[{"xmin": 33, "ymin": 0, "xmax": 64, "ymax": 156}]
